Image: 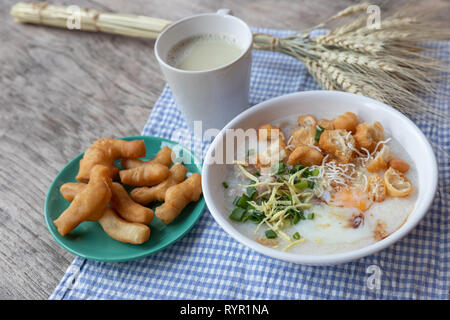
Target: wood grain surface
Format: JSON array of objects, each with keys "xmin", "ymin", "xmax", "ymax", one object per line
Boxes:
[{"xmin": 0, "ymin": 0, "xmax": 448, "ymax": 300}]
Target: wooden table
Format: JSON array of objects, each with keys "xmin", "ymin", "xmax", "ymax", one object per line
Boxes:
[{"xmin": 0, "ymin": 0, "xmax": 448, "ymax": 300}]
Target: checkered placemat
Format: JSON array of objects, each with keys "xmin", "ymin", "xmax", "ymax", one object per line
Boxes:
[{"xmin": 50, "ymin": 28, "xmax": 449, "ymax": 300}]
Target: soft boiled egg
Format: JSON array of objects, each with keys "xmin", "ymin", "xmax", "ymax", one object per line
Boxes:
[{"xmin": 293, "ymin": 204, "xmax": 374, "ymax": 244}]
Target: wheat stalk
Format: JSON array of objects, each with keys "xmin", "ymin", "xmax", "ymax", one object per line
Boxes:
[{"xmin": 10, "ymin": 1, "xmax": 450, "ymax": 119}]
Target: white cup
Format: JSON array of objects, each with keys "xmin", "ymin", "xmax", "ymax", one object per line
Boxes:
[{"xmin": 154, "ymin": 10, "xmax": 253, "ymax": 132}]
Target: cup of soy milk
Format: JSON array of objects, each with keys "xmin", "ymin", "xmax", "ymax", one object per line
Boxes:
[{"xmin": 155, "ymin": 9, "xmax": 253, "ymax": 131}]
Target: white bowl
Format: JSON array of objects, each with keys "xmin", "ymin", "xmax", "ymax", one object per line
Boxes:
[{"xmin": 202, "ymin": 91, "xmax": 438, "ymax": 265}]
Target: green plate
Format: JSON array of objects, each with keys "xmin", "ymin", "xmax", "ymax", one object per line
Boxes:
[{"xmin": 44, "ymin": 136, "xmax": 205, "ymax": 262}]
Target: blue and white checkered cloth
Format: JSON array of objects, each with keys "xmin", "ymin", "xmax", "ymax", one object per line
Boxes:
[{"xmin": 50, "ymin": 28, "xmax": 449, "ymax": 300}]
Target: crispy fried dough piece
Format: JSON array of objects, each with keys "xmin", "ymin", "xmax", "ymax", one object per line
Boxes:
[
  {"xmin": 333, "ymin": 112, "xmax": 359, "ymax": 133},
  {"xmin": 110, "ymin": 182, "xmax": 154, "ymax": 224},
  {"xmin": 119, "ymin": 163, "xmax": 170, "ymax": 187},
  {"xmin": 384, "ymin": 167, "xmax": 413, "ymax": 197},
  {"xmin": 60, "ymin": 182, "xmax": 87, "ymax": 202},
  {"xmin": 289, "ymin": 115, "xmax": 318, "ymax": 147},
  {"xmin": 297, "ymin": 114, "xmax": 317, "ymax": 129},
  {"xmin": 317, "ymin": 119, "xmax": 334, "ymax": 130},
  {"xmin": 287, "ymin": 145, "xmax": 324, "ymax": 166},
  {"xmin": 98, "ymin": 208, "xmax": 150, "ymax": 244},
  {"xmin": 319, "ymin": 129, "xmax": 355, "ymax": 163},
  {"xmin": 366, "ymin": 145, "xmax": 392, "ymax": 172},
  {"xmin": 354, "ymin": 122, "xmax": 385, "ymax": 152},
  {"xmin": 130, "ymin": 163, "xmax": 188, "ymax": 205},
  {"xmin": 367, "ymin": 174, "xmax": 386, "ymax": 202},
  {"xmin": 290, "ymin": 127, "xmax": 315, "ymax": 147},
  {"xmin": 388, "ymin": 158, "xmax": 410, "ymax": 173},
  {"xmin": 76, "ymin": 138, "xmax": 146, "ymax": 182},
  {"xmin": 256, "ymin": 139, "xmax": 289, "ymax": 169},
  {"xmin": 121, "ymin": 146, "xmax": 173, "ymax": 169},
  {"xmin": 155, "ymin": 173, "xmax": 202, "ymax": 225},
  {"xmin": 257, "ymin": 124, "xmax": 285, "ymax": 142},
  {"xmin": 54, "ymin": 165, "xmax": 112, "ymax": 236}
]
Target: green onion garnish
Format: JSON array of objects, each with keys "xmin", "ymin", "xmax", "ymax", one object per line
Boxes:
[
  {"xmin": 232, "ymin": 196, "xmax": 241, "ymax": 206},
  {"xmin": 311, "ymin": 168, "xmax": 320, "ymax": 176},
  {"xmin": 229, "ymin": 207, "xmax": 246, "ymax": 221},
  {"xmin": 314, "ymin": 125, "xmax": 325, "ymax": 142},
  {"xmin": 236, "ymin": 194, "xmax": 250, "ymax": 209},
  {"xmin": 293, "ymin": 232, "xmax": 301, "ymax": 240},
  {"xmin": 247, "ymin": 186, "xmax": 258, "ymax": 199},
  {"xmin": 222, "ymin": 182, "xmax": 229, "ymax": 189},
  {"xmin": 245, "ymin": 210, "xmax": 265, "ymax": 223},
  {"xmin": 307, "ymin": 213, "xmax": 315, "ymax": 220},
  {"xmin": 294, "ymin": 179, "xmax": 308, "ymax": 190},
  {"xmin": 265, "ymin": 230, "xmax": 278, "ymax": 239}
]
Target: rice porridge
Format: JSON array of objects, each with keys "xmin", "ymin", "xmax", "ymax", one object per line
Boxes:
[{"xmin": 222, "ymin": 112, "xmax": 418, "ymax": 255}]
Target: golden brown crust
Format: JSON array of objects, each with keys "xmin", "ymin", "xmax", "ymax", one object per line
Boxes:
[
  {"xmin": 287, "ymin": 145, "xmax": 324, "ymax": 166},
  {"xmin": 289, "ymin": 127, "xmax": 315, "ymax": 147},
  {"xmin": 119, "ymin": 163, "xmax": 170, "ymax": 187},
  {"xmin": 130, "ymin": 163, "xmax": 188, "ymax": 205},
  {"xmin": 319, "ymin": 129, "xmax": 355, "ymax": 163},
  {"xmin": 60, "ymin": 182, "xmax": 87, "ymax": 202},
  {"xmin": 98, "ymin": 208, "xmax": 150, "ymax": 244},
  {"xmin": 317, "ymin": 118, "xmax": 334, "ymax": 130},
  {"xmin": 110, "ymin": 182, "xmax": 154, "ymax": 224},
  {"xmin": 367, "ymin": 174, "xmax": 386, "ymax": 202},
  {"xmin": 54, "ymin": 165, "xmax": 112, "ymax": 236},
  {"xmin": 388, "ymin": 158, "xmax": 410, "ymax": 173},
  {"xmin": 354, "ymin": 122, "xmax": 385, "ymax": 153},
  {"xmin": 155, "ymin": 173, "xmax": 202, "ymax": 225},
  {"xmin": 76, "ymin": 138, "xmax": 146, "ymax": 182},
  {"xmin": 257, "ymin": 124, "xmax": 285, "ymax": 142},
  {"xmin": 333, "ymin": 112, "xmax": 359, "ymax": 133},
  {"xmin": 121, "ymin": 146, "xmax": 173, "ymax": 169},
  {"xmin": 297, "ymin": 114, "xmax": 317, "ymax": 129},
  {"xmin": 384, "ymin": 167, "xmax": 413, "ymax": 197},
  {"xmin": 366, "ymin": 145, "xmax": 392, "ymax": 173}
]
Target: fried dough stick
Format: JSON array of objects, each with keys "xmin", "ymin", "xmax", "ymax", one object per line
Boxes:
[
  {"xmin": 155, "ymin": 173, "xmax": 202, "ymax": 224},
  {"xmin": 60, "ymin": 182, "xmax": 86, "ymax": 202},
  {"xmin": 119, "ymin": 163, "xmax": 169, "ymax": 187},
  {"xmin": 60, "ymin": 181, "xmax": 155, "ymax": 224},
  {"xmin": 98, "ymin": 208, "xmax": 150, "ymax": 244},
  {"xmin": 110, "ymin": 182, "xmax": 154, "ymax": 224},
  {"xmin": 130, "ymin": 163, "xmax": 188, "ymax": 205},
  {"xmin": 76, "ymin": 138, "xmax": 146, "ymax": 182},
  {"xmin": 122, "ymin": 146, "xmax": 173, "ymax": 169},
  {"xmin": 54, "ymin": 165, "xmax": 112, "ymax": 236}
]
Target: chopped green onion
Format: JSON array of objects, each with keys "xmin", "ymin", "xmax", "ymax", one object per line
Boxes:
[
  {"xmin": 289, "ymin": 164, "xmax": 305, "ymax": 174},
  {"xmin": 314, "ymin": 125, "xmax": 325, "ymax": 142},
  {"xmin": 311, "ymin": 168, "xmax": 320, "ymax": 176},
  {"xmin": 255, "ymin": 171, "xmax": 261, "ymax": 177},
  {"xmin": 245, "ymin": 210, "xmax": 265, "ymax": 223},
  {"xmin": 294, "ymin": 179, "xmax": 308, "ymax": 190},
  {"xmin": 247, "ymin": 186, "xmax": 258, "ymax": 199},
  {"xmin": 232, "ymin": 196, "xmax": 241, "ymax": 206},
  {"xmin": 236, "ymin": 194, "xmax": 250, "ymax": 209},
  {"xmin": 307, "ymin": 213, "xmax": 315, "ymax": 220},
  {"xmin": 293, "ymin": 232, "xmax": 301, "ymax": 240},
  {"xmin": 307, "ymin": 180, "xmax": 315, "ymax": 189},
  {"xmin": 265, "ymin": 230, "xmax": 278, "ymax": 239},
  {"xmin": 222, "ymin": 182, "xmax": 229, "ymax": 189},
  {"xmin": 301, "ymin": 169, "xmax": 312, "ymax": 178},
  {"xmin": 229, "ymin": 207, "xmax": 246, "ymax": 221}
]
